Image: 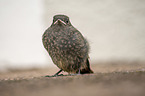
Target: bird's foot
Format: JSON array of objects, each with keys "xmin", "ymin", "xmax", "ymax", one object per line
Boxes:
[
  {"xmin": 45, "ymin": 73, "xmax": 65, "ymax": 77},
  {"xmin": 69, "ymin": 73, "xmax": 81, "ymax": 76},
  {"xmin": 45, "ymin": 69, "xmax": 65, "ymax": 77},
  {"xmin": 68, "ymin": 69, "xmax": 82, "ymax": 76}
]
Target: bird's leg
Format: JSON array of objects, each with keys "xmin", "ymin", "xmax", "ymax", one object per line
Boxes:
[
  {"xmin": 70, "ymin": 69, "xmax": 81, "ymax": 76},
  {"xmin": 78, "ymin": 68, "xmax": 81, "ymax": 74},
  {"xmin": 45, "ymin": 69, "xmax": 63, "ymax": 77},
  {"xmin": 53, "ymin": 69, "xmax": 63, "ymax": 76}
]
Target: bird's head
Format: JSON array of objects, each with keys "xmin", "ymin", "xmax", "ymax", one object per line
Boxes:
[{"xmin": 52, "ymin": 15, "xmax": 72, "ymax": 26}]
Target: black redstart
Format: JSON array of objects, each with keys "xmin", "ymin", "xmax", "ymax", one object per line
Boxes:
[{"xmin": 42, "ymin": 15, "xmax": 93, "ymax": 76}]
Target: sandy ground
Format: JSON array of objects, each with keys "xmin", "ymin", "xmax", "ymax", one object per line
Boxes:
[{"xmin": 0, "ymin": 61, "xmax": 145, "ymax": 96}]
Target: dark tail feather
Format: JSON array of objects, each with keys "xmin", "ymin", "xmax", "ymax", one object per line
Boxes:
[{"xmin": 80, "ymin": 59, "xmax": 94, "ymax": 74}]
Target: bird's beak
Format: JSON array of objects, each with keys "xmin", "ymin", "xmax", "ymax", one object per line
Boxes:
[{"xmin": 54, "ymin": 19, "xmax": 66, "ymax": 25}]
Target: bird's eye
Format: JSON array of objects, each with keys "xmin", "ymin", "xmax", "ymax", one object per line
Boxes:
[{"xmin": 66, "ymin": 20, "xmax": 69, "ymax": 23}]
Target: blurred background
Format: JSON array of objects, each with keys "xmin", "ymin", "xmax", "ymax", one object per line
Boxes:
[{"xmin": 0, "ymin": 0, "xmax": 145, "ymax": 72}]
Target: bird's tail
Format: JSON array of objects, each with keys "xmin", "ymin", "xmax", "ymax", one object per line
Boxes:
[{"xmin": 80, "ymin": 59, "xmax": 93, "ymax": 74}]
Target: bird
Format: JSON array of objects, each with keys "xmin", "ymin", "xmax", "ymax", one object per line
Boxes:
[{"xmin": 42, "ymin": 14, "xmax": 93, "ymax": 76}]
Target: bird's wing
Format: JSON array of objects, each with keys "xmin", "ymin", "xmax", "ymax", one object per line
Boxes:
[
  {"xmin": 69, "ymin": 26, "xmax": 89, "ymax": 58},
  {"xmin": 42, "ymin": 28, "xmax": 51, "ymax": 51}
]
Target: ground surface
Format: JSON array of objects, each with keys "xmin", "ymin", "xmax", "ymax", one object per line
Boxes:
[{"xmin": 0, "ymin": 61, "xmax": 145, "ymax": 96}]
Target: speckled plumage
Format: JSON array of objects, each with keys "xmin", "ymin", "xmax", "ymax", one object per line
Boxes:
[{"xmin": 42, "ymin": 15, "xmax": 93, "ymax": 74}]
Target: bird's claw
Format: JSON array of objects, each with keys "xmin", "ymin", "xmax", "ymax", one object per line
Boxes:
[{"xmin": 45, "ymin": 74, "xmax": 64, "ymax": 77}]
